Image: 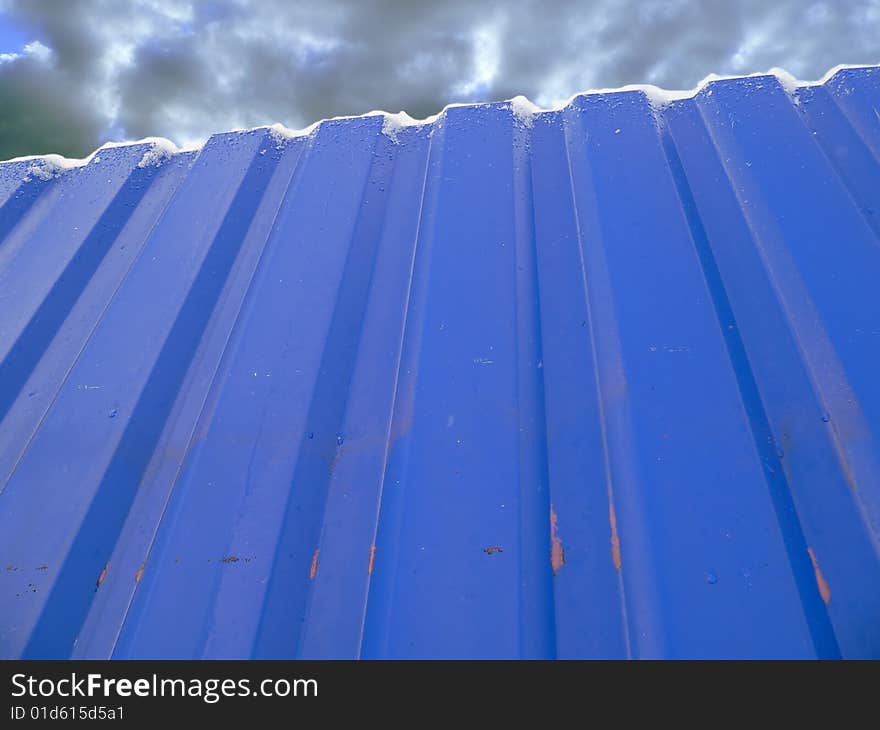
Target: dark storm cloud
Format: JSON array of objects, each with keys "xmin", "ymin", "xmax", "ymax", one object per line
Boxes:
[
  {"xmin": 0, "ymin": 40, "xmax": 106, "ymax": 159},
  {"xmin": 0, "ymin": 0, "xmax": 878, "ymax": 159}
]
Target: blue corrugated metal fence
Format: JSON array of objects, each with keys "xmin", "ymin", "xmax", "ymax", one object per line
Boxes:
[{"xmin": 1, "ymin": 67, "xmax": 879, "ymax": 658}]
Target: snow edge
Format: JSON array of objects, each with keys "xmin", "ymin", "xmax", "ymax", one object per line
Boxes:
[{"xmin": 1, "ymin": 63, "xmax": 875, "ymax": 170}]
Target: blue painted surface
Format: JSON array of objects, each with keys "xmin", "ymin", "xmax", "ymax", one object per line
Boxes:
[{"xmin": 1, "ymin": 68, "xmax": 879, "ymax": 659}]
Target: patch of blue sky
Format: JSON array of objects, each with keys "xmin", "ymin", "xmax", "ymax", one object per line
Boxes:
[{"xmin": 0, "ymin": 10, "xmax": 35, "ymax": 56}]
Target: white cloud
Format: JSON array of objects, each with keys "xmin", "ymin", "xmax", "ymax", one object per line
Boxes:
[
  {"xmin": 22, "ymin": 40, "xmax": 51, "ymax": 62},
  {"xmin": 0, "ymin": 39, "xmax": 51, "ymax": 65},
  {"xmin": 455, "ymin": 24, "xmax": 502, "ymax": 97}
]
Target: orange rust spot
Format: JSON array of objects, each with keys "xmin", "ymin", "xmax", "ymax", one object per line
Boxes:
[
  {"xmin": 807, "ymin": 547, "xmax": 831, "ymax": 605},
  {"xmin": 609, "ymin": 502, "xmax": 622, "ymax": 571},
  {"xmin": 135, "ymin": 564, "xmax": 144, "ymax": 584},
  {"xmin": 368, "ymin": 544, "xmax": 376, "ymax": 575},
  {"xmin": 96, "ymin": 562, "xmax": 109, "ymax": 589},
  {"xmin": 309, "ymin": 548, "xmax": 320, "ymax": 580},
  {"xmin": 329, "ymin": 447, "xmax": 343, "ymax": 476},
  {"xmin": 389, "ymin": 383, "xmax": 415, "ymax": 443},
  {"xmin": 550, "ymin": 504, "xmax": 565, "ymax": 575}
]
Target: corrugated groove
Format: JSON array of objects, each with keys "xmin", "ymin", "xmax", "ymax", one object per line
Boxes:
[
  {"xmin": 796, "ymin": 86, "xmax": 880, "ymax": 241},
  {"xmin": 668, "ymin": 77, "xmax": 880, "ymax": 657},
  {"xmin": 0, "ymin": 177, "xmax": 48, "ymax": 251},
  {"xmin": 0, "ymin": 161, "xmax": 164, "ymax": 424},
  {"xmin": 561, "ymin": 101, "xmax": 638, "ymax": 656},
  {"xmin": 20, "ymin": 134, "xmax": 283, "ymax": 658},
  {"xmin": 512, "ymin": 114, "xmax": 556, "ymax": 659},
  {"xmin": 658, "ymin": 117, "xmax": 841, "ymax": 658},
  {"xmin": 253, "ymin": 121, "xmax": 397, "ymax": 658},
  {"xmin": 298, "ymin": 125, "xmax": 433, "ymax": 659},
  {"xmin": 0, "ymin": 154, "xmax": 195, "ymax": 500},
  {"xmin": 356, "ymin": 123, "xmax": 437, "ymax": 659},
  {"xmin": 76, "ymin": 134, "xmax": 310, "ymax": 659}
]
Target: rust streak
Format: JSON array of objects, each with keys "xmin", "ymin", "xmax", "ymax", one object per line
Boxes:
[
  {"xmin": 329, "ymin": 447, "xmax": 343, "ymax": 476},
  {"xmin": 96, "ymin": 562, "xmax": 109, "ymax": 590},
  {"xmin": 135, "ymin": 564, "xmax": 144, "ymax": 584},
  {"xmin": 309, "ymin": 547, "xmax": 320, "ymax": 580},
  {"xmin": 609, "ymin": 502, "xmax": 622, "ymax": 571},
  {"xmin": 550, "ymin": 504, "xmax": 565, "ymax": 575},
  {"xmin": 367, "ymin": 544, "xmax": 376, "ymax": 575},
  {"xmin": 807, "ymin": 547, "xmax": 831, "ymax": 605}
]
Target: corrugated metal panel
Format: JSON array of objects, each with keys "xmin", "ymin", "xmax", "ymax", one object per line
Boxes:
[{"xmin": 1, "ymin": 67, "xmax": 879, "ymax": 659}]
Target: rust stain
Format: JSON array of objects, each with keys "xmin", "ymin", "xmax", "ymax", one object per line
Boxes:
[
  {"xmin": 329, "ymin": 447, "xmax": 344, "ymax": 476},
  {"xmin": 483, "ymin": 546, "xmax": 503, "ymax": 555},
  {"xmin": 841, "ymin": 461, "xmax": 857, "ymax": 492},
  {"xmin": 609, "ymin": 502, "xmax": 622, "ymax": 571},
  {"xmin": 96, "ymin": 562, "xmax": 109, "ymax": 590},
  {"xmin": 389, "ymin": 382, "xmax": 416, "ymax": 444},
  {"xmin": 367, "ymin": 544, "xmax": 376, "ymax": 575},
  {"xmin": 807, "ymin": 547, "xmax": 831, "ymax": 605},
  {"xmin": 550, "ymin": 504, "xmax": 565, "ymax": 575},
  {"xmin": 135, "ymin": 564, "xmax": 144, "ymax": 583},
  {"xmin": 309, "ymin": 547, "xmax": 320, "ymax": 580},
  {"xmin": 817, "ymin": 413, "xmax": 858, "ymax": 490}
]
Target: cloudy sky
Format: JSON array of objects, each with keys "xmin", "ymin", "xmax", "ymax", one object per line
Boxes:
[{"xmin": 0, "ymin": 0, "xmax": 877, "ymax": 160}]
